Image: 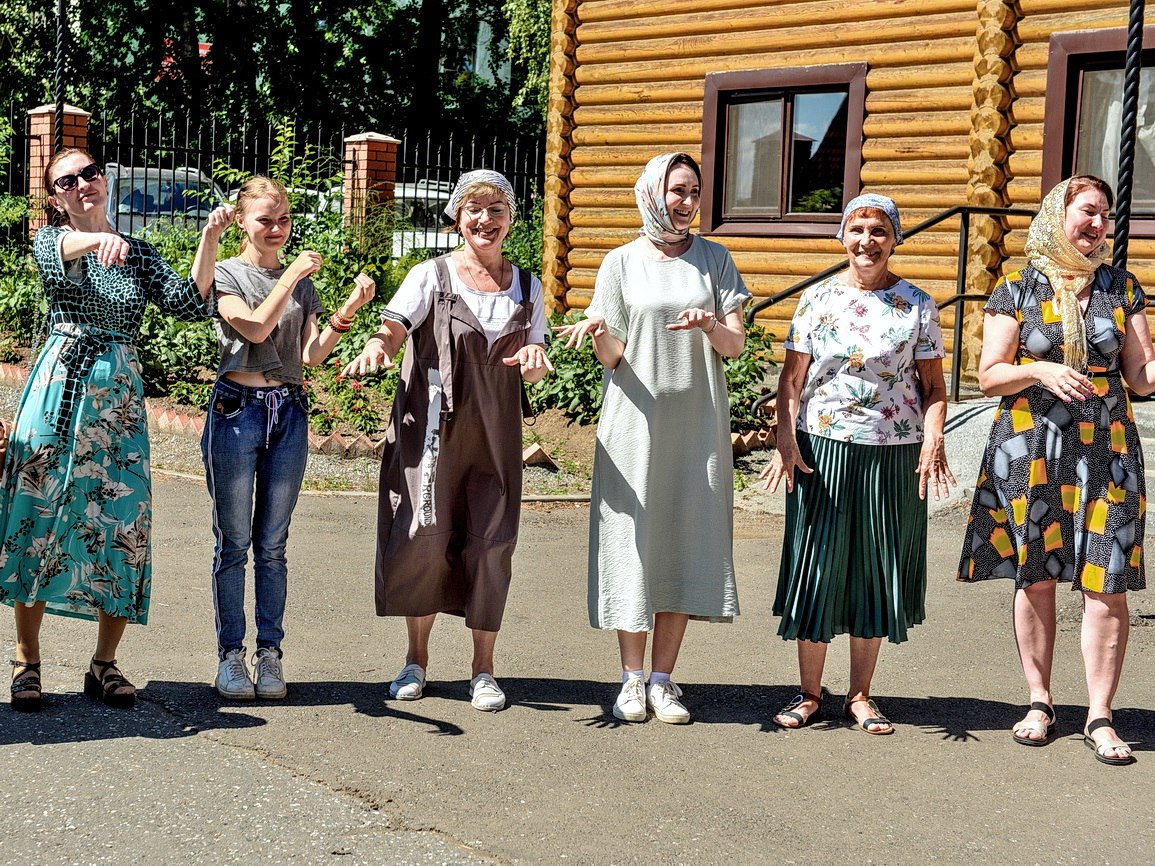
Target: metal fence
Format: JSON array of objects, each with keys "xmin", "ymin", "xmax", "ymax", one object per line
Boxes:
[{"xmin": 0, "ymin": 101, "xmax": 545, "ymax": 253}]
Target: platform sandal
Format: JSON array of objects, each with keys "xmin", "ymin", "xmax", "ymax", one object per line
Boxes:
[
  {"xmin": 84, "ymin": 658, "xmax": 136, "ymax": 709},
  {"xmin": 10, "ymin": 659, "xmax": 43, "ymax": 712}
]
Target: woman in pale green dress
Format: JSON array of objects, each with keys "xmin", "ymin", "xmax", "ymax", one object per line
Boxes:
[
  {"xmin": 2, "ymin": 148, "xmax": 230, "ymax": 711},
  {"xmin": 557, "ymin": 152, "xmax": 748, "ymax": 725}
]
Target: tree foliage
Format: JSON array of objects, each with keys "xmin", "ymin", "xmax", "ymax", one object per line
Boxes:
[
  {"xmin": 1, "ymin": 0, "xmax": 546, "ymax": 137},
  {"xmin": 502, "ymin": 0, "xmax": 550, "ymax": 122}
]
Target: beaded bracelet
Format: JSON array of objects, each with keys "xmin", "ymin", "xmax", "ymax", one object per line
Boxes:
[{"xmin": 328, "ymin": 313, "xmax": 352, "ymax": 333}]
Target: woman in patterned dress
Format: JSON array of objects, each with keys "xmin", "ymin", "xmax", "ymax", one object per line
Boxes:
[
  {"xmin": 2, "ymin": 148, "xmax": 230, "ymax": 711},
  {"xmin": 958, "ymin": 176, "xmax": 1153, "ymax": 765},
  {"xmin": 761, "ymin": 194, "xmax": 955, "ymax": 734},
  {"xmin": 556, "ymin": 152, "xmax": 749, "ymax": 725}
]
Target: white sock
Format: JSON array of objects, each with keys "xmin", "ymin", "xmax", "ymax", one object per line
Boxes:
[
  {"xmin": 649, "ymin": 671, "xmax": 671, "ymax": 684},
  {"xmin": 622, "ymin": 669, "xmax": 643, "ymax": 684}
]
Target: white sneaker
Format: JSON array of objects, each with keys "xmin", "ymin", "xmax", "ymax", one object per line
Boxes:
[
  {"xmin": 389, "ymin": 663, "xmax": 426, "ymax": 700},
  {"xmin": 253, "ymin": 648, "xmax": 288, "ymax": 699},
  {"xmin": 647, "ymin": 679, "xmax": 690, "ymax": 724},
  {"xmin": 215, "ymin": 648, "xmax": 255, "ymax": 700},
  {"xmin": 613, "ymin": 675, "xmax": 648, "ymax": 722},
  {"xmin": 469, "ymin": 673, "xmax": 506, "ymax": 711}
]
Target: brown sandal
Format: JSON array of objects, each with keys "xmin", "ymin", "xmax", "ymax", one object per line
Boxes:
[
  {"xmin": 10, "ymin": 660, "xmax": 43, "ymax": 712},
  {"xmin": 844, "ymin": 694, "xmax": 894, "ymax": 735},
  {"xmin": 774, "ymin": 691, "xmax": 822, "ymax": 729},
  {"xmin": 84, "ymin": 658, "xmax": 136, "ymax": 709}
]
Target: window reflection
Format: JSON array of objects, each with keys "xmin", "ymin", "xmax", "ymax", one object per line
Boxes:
[{"xmin": 1077, "ymin": 68, "xmax": 1155, "ymax": 211}]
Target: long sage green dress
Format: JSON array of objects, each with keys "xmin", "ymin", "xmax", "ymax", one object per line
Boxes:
[{"xmin": 587, "ymin": 236, "xmax": 749, "ymax": 632}]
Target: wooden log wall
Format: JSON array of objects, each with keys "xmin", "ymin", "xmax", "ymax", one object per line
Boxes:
[{"xmin": 542, "ymin": 0, "xmax": 1155, "ymax": 375}]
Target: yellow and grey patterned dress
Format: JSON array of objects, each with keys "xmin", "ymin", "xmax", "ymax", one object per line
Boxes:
[
  {"xmin": 0, "ymin": 226, "xmax": 212, "ymax": 623},
  {"xmin": 958, "ymin": 263, "xmax": 1146, "ymax": 594}
]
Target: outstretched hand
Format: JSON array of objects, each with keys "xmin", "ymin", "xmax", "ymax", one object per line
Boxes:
[
  {"xmin": 503, "ymin": 344, "xmax": 554, "ymax": 381},
  {"xmin": 553, "ymin": 315, "xmax": 607, "ymax": 350},
  {"xmin": 341, "ymin": 339, "xmax": 394, "ymax": 378}
]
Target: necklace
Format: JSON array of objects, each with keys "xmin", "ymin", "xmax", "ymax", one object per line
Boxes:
[{"xmin": 462, "ymin": 255, "xmax": 506, "ymax": 293}]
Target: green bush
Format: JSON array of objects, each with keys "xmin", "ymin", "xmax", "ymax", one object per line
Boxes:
[
  {"xmin": 0, "ymin": 243, "xmax": 45, "ymax": 341},
  {"xmin": 725, "ymin": 322, "xmax": 778, "ymax": 432},
  {"xmin": 503, "ymin": 196, "xmax": 544, "ymax": 276}
]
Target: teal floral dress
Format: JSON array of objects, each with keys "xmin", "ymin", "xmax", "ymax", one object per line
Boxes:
[{"xmin": 0, "ymin": 226, "xmax": 213, "ymax": 623}]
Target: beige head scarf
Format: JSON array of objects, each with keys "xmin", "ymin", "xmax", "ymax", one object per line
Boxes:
[{"xmin": 1023, "ymin": 178, "xmax": 1111, "ymax": 370}]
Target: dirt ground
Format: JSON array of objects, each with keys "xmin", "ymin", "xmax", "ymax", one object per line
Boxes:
[{"xmin": 3, "ymin": 477, "xmax": 1154, "ymax": 865}]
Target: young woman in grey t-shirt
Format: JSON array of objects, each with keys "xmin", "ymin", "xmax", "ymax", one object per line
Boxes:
[{"xmin": 204, "ymin": 176, "xmax": 374, "ymax": 700}]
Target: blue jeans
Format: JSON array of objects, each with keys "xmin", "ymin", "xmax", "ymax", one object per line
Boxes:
[{"xmin": 202, "ymin": 379, "xmax": 309, "ymax": 657}]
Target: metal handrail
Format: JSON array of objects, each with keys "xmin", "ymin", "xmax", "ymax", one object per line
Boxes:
[{"xmin": 745, "ymin": 204, "xmax": 1038, "ymax": 407}]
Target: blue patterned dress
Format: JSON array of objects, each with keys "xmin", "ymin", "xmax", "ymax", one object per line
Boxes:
[{"xmin": 0, "ymin": 227, "xmax": 213, "ymax": 623}]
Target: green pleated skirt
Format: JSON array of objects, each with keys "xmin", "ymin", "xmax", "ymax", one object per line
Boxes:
[{"xmin": 773, "ymin": 432, "xmax": 927, "ymax": 644}]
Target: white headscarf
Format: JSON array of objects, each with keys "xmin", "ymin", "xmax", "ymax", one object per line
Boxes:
[{"xmin": 443, "ymin": 169, "xmax": 517, "ymax": 223}]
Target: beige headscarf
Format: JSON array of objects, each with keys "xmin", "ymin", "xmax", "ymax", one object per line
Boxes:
[{"xmin": 1023, "ymin": 178, "xmax": 1111, "ymax": 370}]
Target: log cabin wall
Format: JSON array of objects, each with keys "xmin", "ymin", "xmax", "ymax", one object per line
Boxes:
[{"xmin": 543, "ymin": 0, "xmax": 1155, "ymax": 377}]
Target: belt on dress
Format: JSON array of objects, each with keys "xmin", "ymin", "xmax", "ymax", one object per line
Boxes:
[{"xmin": 51, "ymin": 323, "xmax": 133, "ymax": 436}]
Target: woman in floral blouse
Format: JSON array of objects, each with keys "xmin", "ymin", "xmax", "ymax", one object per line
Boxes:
[
  {"xmin": 2, "ymin": 148, "xmax": 229, "ymax": 712},
  {"xmin": 760, "ymin": 194, "xmax": 955, "ymax": 734}
]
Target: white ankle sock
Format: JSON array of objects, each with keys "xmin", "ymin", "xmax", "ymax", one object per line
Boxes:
[
  {"xmin": 622, "ymin": 669, "xmax": 643, "ymax": 683},
  {"xmin": 649, "ymin": 672, "xmax": 671, "ymax": 684}
]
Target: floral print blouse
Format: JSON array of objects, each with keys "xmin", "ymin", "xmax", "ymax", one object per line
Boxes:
[{"xmin": 785, "ymin": 275, "xmax": 944, "ymax": 445}]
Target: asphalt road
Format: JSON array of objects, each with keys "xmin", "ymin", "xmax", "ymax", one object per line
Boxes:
[{"xmin": 3, "ymin": 397, "xmax": 1155, "ymax": 864}]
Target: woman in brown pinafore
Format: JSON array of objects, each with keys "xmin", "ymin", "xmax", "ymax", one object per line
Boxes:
[{"xmin": 342, "ymin": 170, "xmax": 551, "ymax": 711}]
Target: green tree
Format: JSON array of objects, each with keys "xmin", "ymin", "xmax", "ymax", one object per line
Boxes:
[{"xmin": 502, "ymin": 0, "xmax": 550, "ymax": 123}]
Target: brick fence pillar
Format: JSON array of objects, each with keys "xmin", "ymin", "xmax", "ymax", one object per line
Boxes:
[
  {"xmin": 342, "ymin": 132, "xmax": 399, "ymax": 226},
  {"xmin": 26, "ymin": 104, "xmax": 91, "ymax": 231}
]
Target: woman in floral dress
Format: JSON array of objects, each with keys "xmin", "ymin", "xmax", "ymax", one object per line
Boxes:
[
  {"xmin": 2, "ymin": 148, "xmax": 230, "ymax": 711},
  {"xmin": 958, "ymin": 176, "xmax": 1154, "ymax": 766},
  {"xmin": 761, "ymin": 194, "xmax": 955, "ymax": 734}
]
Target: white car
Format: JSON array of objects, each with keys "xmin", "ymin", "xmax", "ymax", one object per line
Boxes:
[
  {"xmin": 105, "ymin": 163, "xmax": 226, "ymax": 234},
  {"xmin": 392, "ymin": 179, "xmax": 461, "ymax": 257}
]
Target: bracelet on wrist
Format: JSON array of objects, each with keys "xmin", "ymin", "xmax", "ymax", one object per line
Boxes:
[
  {"xmin": 328, "ymin": 314, "xmax": 352, "ymax": 333},
  {"xmin": 704, "ymin": 317, "xmax": 719, "ymax": 334}
]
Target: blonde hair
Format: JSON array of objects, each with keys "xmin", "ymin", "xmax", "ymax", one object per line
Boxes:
[{"xmin": 233, "ymin": 176, "xmax": 289, "ymax": 251}]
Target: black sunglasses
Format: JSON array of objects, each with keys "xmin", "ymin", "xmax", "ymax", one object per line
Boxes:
[{"xmin": 53, "ymin": 162, "xmax": 104, "ymax": 191}]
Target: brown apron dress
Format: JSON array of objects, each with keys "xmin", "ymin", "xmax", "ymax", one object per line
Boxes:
[{"xmin": 374, "ymin": 256, "xmax": 532, "ymax": 631}]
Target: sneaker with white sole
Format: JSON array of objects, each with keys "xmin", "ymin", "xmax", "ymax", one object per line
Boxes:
[
  {"xmin": 253, "ymin": 647, "xmax": 288, "ymax": 699},
  {"xmin": 215, "ymin": 648, "xmax": 255, "ymax": 700},
  {"xmin": 613, "ymin": 675, "xmax": 648, "ymax": 722},
  {"xmin": 389, "ymin": 663, "xmax": 426, "ymax": 700},
  {"xmin": 647, "ymin": 679, "xmax": 690, "ymax": 724},
  {"xmin": 469, "ymin": 673, "xmax": 506, "ymax": 711}
]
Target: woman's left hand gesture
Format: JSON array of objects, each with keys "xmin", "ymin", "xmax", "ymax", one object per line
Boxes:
[
  {"xmin": 503, "ymin": 344, "xmax": 554, "ymax": 383},
  {"xmin": 667, "ymin": 308, "xmax": 716, "ymax": 332},
  {"xmin": 344, "ymin": 273, "xmax": 376, "ymax": 314},
  {"xmin": 916, "ymin": 435, "xmax": 956, "ymax": 501}
]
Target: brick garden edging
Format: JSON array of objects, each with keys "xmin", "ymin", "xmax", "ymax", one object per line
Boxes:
[{"xmin": 0, "ymin": 362, "xmax": 390, "ymax": 459}]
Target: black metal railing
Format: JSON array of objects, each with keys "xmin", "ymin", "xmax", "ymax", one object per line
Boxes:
[{"xmin": 747, "ymin": 204, "xmax": 1038, "ymax": 412}]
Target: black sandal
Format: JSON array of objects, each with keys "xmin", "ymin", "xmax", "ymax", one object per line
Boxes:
[
  {"xmin": 844, "ymin": 694, "xmax": 895, "ymax": 735},
  {"xmin": 84, "ymin": 658, "xmax": 136, "ymax": 709},
  {"xmin": 774, "ymin": 691, "xmax": 822, "ymax": 729},
  {"xmin": 10, "ymin": 660, "xmax": 43, "ymax": 712}
]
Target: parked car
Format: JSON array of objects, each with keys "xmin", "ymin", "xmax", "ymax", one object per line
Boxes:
[
  {"xmin": 105, "ymin": 163, "xmax": 227, "ymax": 234},
  {"xmin": 392, "ymin": 179, "xmax": 461, "ymax": 257}
]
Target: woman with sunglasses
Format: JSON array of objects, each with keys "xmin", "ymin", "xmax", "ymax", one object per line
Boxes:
[{"xmin": 2, "ymin": 148, "xmax": 230, "ymax": 712}]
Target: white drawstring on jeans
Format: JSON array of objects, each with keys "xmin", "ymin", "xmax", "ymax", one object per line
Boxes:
[{"xmin": 263, "ymin": 389, "xmax": 284, "ymax": 448}]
